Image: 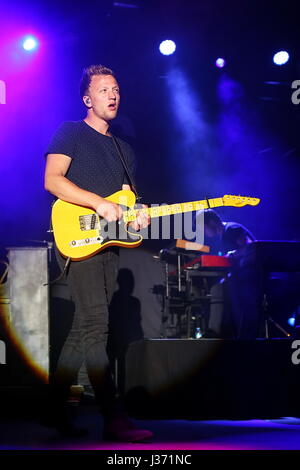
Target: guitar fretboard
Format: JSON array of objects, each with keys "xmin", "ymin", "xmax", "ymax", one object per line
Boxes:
[{"xmin": 123, "ymin": 197, "xmax": 224, "ymax": 223}]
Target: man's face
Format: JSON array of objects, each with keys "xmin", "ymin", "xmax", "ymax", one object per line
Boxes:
[{"xmin": 84, "ymin": 74, "xmax": 120, "ymax": 122}]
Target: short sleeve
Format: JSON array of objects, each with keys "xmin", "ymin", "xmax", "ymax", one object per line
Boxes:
[{"xmin": 45, "ymin": 121, "xmax": 78, "ymax": 159}]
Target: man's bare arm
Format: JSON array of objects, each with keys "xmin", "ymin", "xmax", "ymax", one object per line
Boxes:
[{"xmin": 45, "ymin": 153, "xmax": 122, "ymax": 221}]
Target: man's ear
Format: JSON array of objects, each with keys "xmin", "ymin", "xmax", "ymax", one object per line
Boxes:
[{"xmin": 83, "ymin": 96, "xmax": 92, "ymax": 108}]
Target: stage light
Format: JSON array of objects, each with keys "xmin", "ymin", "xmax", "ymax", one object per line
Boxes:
[
  {"xmin": 288, "ymin": 317, "xmax": 295, "ymax": 327},
  {"xmin": 273, "ymin": 50, "xmax": 289, "ymax": 66},
  {"xmin": 159, "ymin": 40, "xmax": 176, "ymax": 56},
  {"xmin": 215, "ymin": 58, "xmax": 226, "ymax": 68},
  {"xmin": 22, "ymin": 36, "xmax": 38, "ymax": 51}
]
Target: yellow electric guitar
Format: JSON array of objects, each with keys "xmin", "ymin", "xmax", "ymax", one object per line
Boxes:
[{"xmin": 51, "ymin": 190, "xmax": 260, "ymax": 260}]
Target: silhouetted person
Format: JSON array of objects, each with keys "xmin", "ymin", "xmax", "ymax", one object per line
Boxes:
[
  {"xmin": 193, "ymin": 209, "xmax": 257, "ymax": 339},
  {"xmin": 108, "ymin": 268, "xmax": 144, "ymax": 395}
]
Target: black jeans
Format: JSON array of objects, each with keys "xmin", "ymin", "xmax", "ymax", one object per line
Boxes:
[{"xmin": 52, "ymin": 246, "xmax": 119, "ymax": 416}]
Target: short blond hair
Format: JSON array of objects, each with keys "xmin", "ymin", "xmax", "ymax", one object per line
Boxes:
[{"xmin": 79, "ymin": 64, "xmax": 115, "ymax": 98}]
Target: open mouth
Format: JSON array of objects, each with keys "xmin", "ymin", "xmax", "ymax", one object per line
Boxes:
[{"xmin": 108, "ymin": 103, "xmax": 116, "ymax": 110}]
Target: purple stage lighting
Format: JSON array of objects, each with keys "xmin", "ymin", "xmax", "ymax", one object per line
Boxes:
[
  {"xmin": 215, "ymin": 58, "xmax": 226, "ymax": 68},
  {"xmin": 273, "ymin": 51, "xmax": 289, "ymax": 66},
  {"xmin": 159, "ymin": 40, "xmax": 176, "ymax": 56},
  {"xmin": 22, "ymin": 36, "xmax": 38, "ymax": 51}
]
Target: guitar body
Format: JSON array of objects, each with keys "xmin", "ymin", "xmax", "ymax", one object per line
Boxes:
[{"xmin": 52, "ymin": 190, "xmax": 143, "ymax": 260}]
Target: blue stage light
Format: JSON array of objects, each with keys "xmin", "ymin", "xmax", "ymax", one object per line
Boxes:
[
  {"xmin": 159, "ymin": 40, "xmax": 176, "ymax": 56},
  {"xmin": 273, "ymin": 50, "xmax": 289, "ymax": 66},
  {"xmin": 22, "ymin": 36, "xmax": 38, "ymax": 51},
  {"xmin": 215, "ymin": 58, "xmax": 226, "ymax": 68},
  {"xmin": 288, "ymin": 317, "xmax": 295, "ymax": 327}
]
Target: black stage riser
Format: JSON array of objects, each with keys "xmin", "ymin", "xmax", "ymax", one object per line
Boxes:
[{"xmin": 124, "ymin": 339, "xmax": 300, "ymax": 420}]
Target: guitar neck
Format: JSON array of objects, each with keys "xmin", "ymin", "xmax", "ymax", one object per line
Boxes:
[{"xmin": 123, "ymin": 197, "xmax": 224, "ymax": 223}]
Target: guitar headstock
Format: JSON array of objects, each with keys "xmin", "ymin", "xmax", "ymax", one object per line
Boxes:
[{"xmin": 223, "ymin": 195, "xmax": 260, "ymax": 207}]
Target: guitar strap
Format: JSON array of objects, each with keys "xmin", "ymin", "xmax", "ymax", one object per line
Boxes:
[{"xmin": 111, "ymin": 134, "xmax": 142, "ymax": 202}]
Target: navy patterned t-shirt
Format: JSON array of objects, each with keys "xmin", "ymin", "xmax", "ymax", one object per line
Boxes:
[{"xmin": 46, "ymin": 120, "xmax": 136, "ymax": 198}]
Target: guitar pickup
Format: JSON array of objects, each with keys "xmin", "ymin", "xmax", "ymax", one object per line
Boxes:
[{"xmin": 79, "ymin": 214, "xmax": 99, "ymax": 231}]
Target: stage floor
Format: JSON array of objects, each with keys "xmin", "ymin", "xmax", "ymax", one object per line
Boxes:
[{"xmin": 0, "ymin": 401, "xmax": 300, "ymax": 451}]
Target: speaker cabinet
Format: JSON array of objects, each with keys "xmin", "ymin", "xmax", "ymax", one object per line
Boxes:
[{"xmin": 0, "ymin": 247, "xmax": 49, "ymax": 385}]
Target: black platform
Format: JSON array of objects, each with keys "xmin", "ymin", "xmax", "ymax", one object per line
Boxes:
[{"xmin": 124, "ymin": 338, "xmax": 300, "ymax": 420}]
